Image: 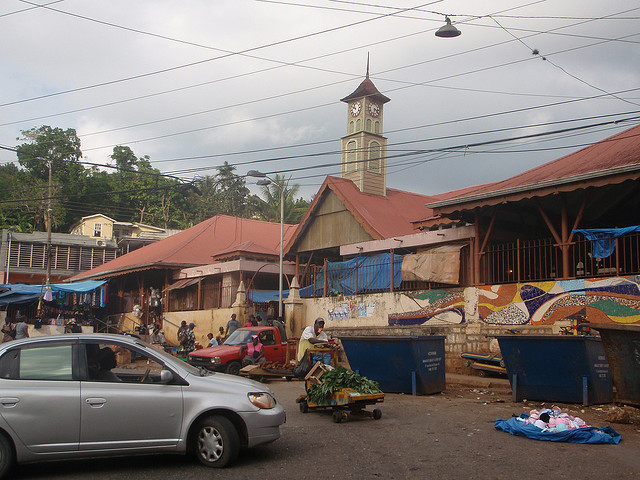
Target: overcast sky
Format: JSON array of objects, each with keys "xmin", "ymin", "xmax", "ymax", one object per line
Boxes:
[{"xmin": 1, "ymin": 0, "xmax": 639, "ymax": 201}]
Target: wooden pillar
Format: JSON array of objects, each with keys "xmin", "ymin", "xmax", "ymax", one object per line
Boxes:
[
  {"xmin": 560, "ymin": 197, "xmax": 570, "ymax": 279},
  {"xmin": 197, "ymin": 278, "xmax": 202, "ymax": 310},
  {"xmin": 473, "ymin": 217, "xmax": 481, "ymax": 285}
]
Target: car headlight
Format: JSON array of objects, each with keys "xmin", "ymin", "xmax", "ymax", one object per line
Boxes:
[
  {"xmin": 248, "ymin": 392, "xmax": 277, "ymax": 409},
  {"xmin": 212, "ymin": 357, "xmax": 221, "ymax": 364}
]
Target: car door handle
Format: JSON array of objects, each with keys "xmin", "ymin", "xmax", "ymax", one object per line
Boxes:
[
  {"xmin": 0, "ymin": 397, "xmax": 19, "ymax": 408},
  {"xmin": 86, "ymin": 397, "xmax": 106, "ymax": 407}
]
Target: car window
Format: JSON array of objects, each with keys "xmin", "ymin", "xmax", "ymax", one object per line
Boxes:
[
  {"xmin": 82, "ymin": 341, "xmax": 167, "ymax": 384},
  {"xmin": 0, "ymin": 344, "xmax": 74, "ymax": 380},
  {"xmin": 260, "ymin": 331, "xmax": 276, "ymax": 345}
]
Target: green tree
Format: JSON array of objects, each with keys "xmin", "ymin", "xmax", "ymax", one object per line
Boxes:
[{"xmin": 15, "ymin": 126, "xmax": 85, "ymax": 231}]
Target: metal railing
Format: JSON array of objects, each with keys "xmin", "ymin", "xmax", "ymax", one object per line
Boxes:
[{"xmin": 482, "ymin": 231, "xmax": 640, "ymax": 284}]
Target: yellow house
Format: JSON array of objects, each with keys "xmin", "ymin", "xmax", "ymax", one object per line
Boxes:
[{"xmin": 69, "ymin": 214, "xmax": 171, "ymax": 251}]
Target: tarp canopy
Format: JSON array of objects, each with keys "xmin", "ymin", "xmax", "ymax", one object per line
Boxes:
[
  {"xmin": 573, "ymin": 226, "xmax": 640, "ymax": 259},
  {"xmin": 248, "ymin": 289, "xmax": 290, "ymax": 303},
  {"xmin": 0, "ymin": 281, "xmax": 106, "ymax": 305}
]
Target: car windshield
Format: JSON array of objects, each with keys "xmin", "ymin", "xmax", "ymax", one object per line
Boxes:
[{"xmin": 224, "ymin": 329, "xmax": 258, "ymax": 346}]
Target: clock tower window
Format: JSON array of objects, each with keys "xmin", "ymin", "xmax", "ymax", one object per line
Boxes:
[{"xmin": 345, "ymin": 140, "xmax": 358, "ymax": 173}]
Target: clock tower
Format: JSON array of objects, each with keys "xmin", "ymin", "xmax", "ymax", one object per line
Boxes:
[{"xmin": 340, "ymin": 60, "xmax": 390, "ymax": 197}]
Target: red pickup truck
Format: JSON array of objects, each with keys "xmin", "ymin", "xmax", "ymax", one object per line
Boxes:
[{"xmin": 187, "ymin": 326, "xmax": 287, "ymax": 375}]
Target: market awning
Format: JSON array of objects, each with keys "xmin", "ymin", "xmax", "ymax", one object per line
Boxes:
[
  {"xmin": 0, "ymin": 280, "xmax": 107, "ymax": 305},
  {"xmin": 164, "ymin": 278, "xmax": 201, "ymax": 292}
]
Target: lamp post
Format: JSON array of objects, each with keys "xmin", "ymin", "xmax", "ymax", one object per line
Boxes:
[{"xmin": 247, "ymin": 170, "xmax": 286, "ymax": 319}]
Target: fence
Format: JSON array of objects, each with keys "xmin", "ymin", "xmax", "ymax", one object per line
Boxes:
[
  {"xmin": 482, "ymin": 231, "xmax": 640, "ymax": 284},
  {"xmin": 300, "ymin": 251, "xmax": 464, "ymax": 297}
]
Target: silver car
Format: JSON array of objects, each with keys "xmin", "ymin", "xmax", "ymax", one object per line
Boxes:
[{"xmin": 0, "ymin": 333, "xmax": 285, "ymax": 477}]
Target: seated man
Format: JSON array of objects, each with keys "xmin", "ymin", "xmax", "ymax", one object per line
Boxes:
[
  {"xmin": 297, "ymin": 317, "xmax": 332, "ymax": 365},
  {"xmin": 243, "ymin": 335, "xmax": 265, "ymax": 365}
]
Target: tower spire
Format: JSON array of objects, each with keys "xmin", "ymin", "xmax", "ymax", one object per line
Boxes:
[{"xmin": 366, "ymin": 53, "xmax": 370, "ymax": 78}]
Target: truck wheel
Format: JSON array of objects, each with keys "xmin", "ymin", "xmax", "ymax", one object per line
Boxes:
[
  {"xmin": 193, "ymin": 415, "xmax": 240, "ymax": 468},
  {"xmin": 225, "ymin": 361, "xmax": 241, "ymax": 375}
]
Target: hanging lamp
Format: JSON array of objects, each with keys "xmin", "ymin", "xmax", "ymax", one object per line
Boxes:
[{"xmin": 435, "ymin": 16, "xmax": 461, "ymax": 38}]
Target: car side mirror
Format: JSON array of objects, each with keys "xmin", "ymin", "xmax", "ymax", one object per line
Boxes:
[{"xmin": 160, "ymin": 369, "xmax": 174, "ymax": 384}]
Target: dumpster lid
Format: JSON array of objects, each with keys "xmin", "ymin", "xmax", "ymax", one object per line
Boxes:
[{"xmin": 591, "ymin": 323, "xmax": 640, "ymax": 333}]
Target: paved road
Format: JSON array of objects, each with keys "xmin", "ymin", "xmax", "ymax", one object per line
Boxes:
[{"xmin": 13, "ymin": 378, "xmax": 640, "ymax": 479}]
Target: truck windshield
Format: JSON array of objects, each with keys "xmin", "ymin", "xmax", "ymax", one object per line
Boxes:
[{"xmin": 224, "ymin": 329, "xmax": 259, "ymax": 346}]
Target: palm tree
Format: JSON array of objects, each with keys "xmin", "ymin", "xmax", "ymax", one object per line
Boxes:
[{"xmin": 254, "ymin": 174, "xmax": 308, "ymax": 224}]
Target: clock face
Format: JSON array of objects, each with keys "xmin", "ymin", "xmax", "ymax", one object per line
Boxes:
[
  {"xmin": 350, "ymin": 101, "xmax": 361, "ymax": 116},
  {"xmin": 368, "ymin": 102, "xmax": 380, "ymax": 117}
]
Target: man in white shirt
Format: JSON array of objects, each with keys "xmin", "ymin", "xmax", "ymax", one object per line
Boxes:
[{"xmin": 297, "ymin": 317, "xmax": 331, "ymax": 364}]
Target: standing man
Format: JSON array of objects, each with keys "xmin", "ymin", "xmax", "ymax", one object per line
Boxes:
[
  {"xmin": 270, "ymin": 316, "xmax": 287, "ymax": 342},
  {"xmin": 177, "ymin": 320, "xmax": 188, "ymax": 345},
  {"xmin": 183, "ymin": 323, "xmax": 196, "ymax": 354},
  {"xmin": 14, "ymin": 313, "xmax": 29, "ymax": 340},
  {"xmin": 297, "ymin": 317, "xmax": 331, "ymax": 365},
  {"xmin": 225, "ymin": 313, "xmax": 240, "ymax": 337}
]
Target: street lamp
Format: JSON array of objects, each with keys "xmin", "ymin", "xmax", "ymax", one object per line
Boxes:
[
  {"xmin": 435, "ymin": 16, "xmax": 461, "ymax": 38},
  {"xmin": 247, "ymin": 170, "xmax": 286, "ymax": 319}
]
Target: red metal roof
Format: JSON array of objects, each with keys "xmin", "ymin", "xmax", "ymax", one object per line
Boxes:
[
  {"xmin": 70, "ymin": 214, "xmax": 296, "ymax": 280},
  {"xmin": 428, "ymin": 122, "xmax": 640, "ymax": 209}
]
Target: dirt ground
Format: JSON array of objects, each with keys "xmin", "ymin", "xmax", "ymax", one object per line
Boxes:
[{"xmin": 264, "ymin": 375, "xmax": 640, "ymax": 480}]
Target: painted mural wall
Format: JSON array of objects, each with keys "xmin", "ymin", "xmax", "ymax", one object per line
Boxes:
[{"xmin": 386, "ymin": 276, "xmax": 640, "ymax": 327}]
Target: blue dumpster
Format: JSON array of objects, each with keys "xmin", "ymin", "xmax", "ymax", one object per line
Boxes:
[
  {"xmin": 339, "ymin": 335, "xmax": 445, "ymax": 395},
  {"xmin": 591, "ymin": 323, "xmax": 640, "ymax": 407},
  {"xmin": 495, "ymin": 335, "xmax": 613, "ymax": 405}
]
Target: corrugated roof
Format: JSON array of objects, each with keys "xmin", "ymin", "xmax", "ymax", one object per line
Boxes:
[
  {"xmin": 70, "ymin": 214, "xmax": 296, "ymax": 281},
  {"xmin": 285, "ymin": 176, "xmax": 436, "ymax": 252},
  {"xmin": 427, "ymin": 122, "xmax": 640, "ymax": 209}
]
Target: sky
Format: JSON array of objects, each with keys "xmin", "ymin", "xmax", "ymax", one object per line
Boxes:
[{"xmin": 1, "ymin": 0, "xmax": 639, "ymax": 201}]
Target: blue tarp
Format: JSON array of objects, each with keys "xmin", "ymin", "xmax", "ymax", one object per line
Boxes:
[
  {"xmin": 314, "ymin": 253, "xmax": 403, "ymax": 296},
  {"xmin": 0, "ymin": 281, "xmax": 106, "ymax": 305},
  {"xmin": 248, "ymin": 289, "xmax": 289, "ymax": 303},
  {"xmin": 573, "ymin": 226, "xmax": 640, "ymax": 259},
  {"xmin": 495, "ymin": 415, "xmax": 621, "ymax": 444}
]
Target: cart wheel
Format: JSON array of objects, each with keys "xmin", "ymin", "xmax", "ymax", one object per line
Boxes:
[
  {"xmin": 499, "ymin": 359, "xmax": 505, "ymax": 368},
  {"xmin": 299, "ymin": 400, "xmax": 309, "ymax": 413},
  {"xmin": 373, "ymin": 408, "xmax": 382, "ymax": 420},
  {"xmin": 332, "ymin": 410, "xmax": 348, "ymax": 423},
  {"xmin": 463, "ymin": 360, "xmax": 471, "ymax": 367},
  {"xmin": 477, "ymin": 370, "xmax": 486, "ymax": 377}
]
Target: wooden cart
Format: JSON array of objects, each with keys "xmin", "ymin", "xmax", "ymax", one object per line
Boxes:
[{"xmin": 295, "ymin": 362, "xmax": 384, "ymax": 423}]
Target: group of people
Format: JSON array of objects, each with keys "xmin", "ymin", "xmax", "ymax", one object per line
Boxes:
[{"xmin": 1, "ymin": 313, "xmax": 29, "ymax": 343}]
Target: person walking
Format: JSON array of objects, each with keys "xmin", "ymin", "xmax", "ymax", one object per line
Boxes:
[{"xmin": 1, "ymin": 318, "xmax": 15, "ymax": 343}]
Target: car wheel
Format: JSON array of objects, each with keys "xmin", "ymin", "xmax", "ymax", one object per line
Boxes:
[
  {"xmin": 0, "ymin": 434, "xmax": 14, "ymax": 479},
  {"xmin": 193, "ymin": 416, "xmax": 240, "ymax": 468},
  {"xmin": 225, "ymin": 361, "xmax": 241, "ymax": 375}
]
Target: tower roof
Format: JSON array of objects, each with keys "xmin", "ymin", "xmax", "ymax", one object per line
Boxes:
[{"xmin": 340, "ymin": 65, "xmax": 390, "ymax": 104}]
